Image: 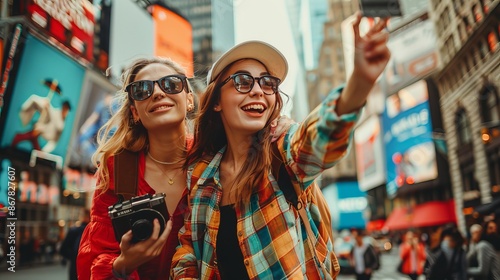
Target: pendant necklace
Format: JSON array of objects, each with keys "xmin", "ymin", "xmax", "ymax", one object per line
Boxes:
[{"xmin": 148, "ymin": 152, "xmax": 181, "ymax": 185}]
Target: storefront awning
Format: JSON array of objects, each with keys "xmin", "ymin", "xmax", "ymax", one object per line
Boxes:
[
  {"xmin": 383, "ymin": 200, "xmax": 456, "ymax": 231},
  {"xmin": 383, "ymin": 207, "xmax": 413, "ymax": 231},
  {"xmin": 366, "ymin": 219, "xmax": 386, "ymax": 232},
  {"xmin": 412, "ymin": 200, "xmax": 457, "ymax": 228}
]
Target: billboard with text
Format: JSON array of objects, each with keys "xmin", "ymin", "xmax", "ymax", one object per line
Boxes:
[{"xmin": 382, "ymin": 80, "xmax": 438, "ymax": 197}]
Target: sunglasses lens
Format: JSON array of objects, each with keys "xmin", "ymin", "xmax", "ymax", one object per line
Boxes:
[
  {"xmin": 159, "ymin": 76, "xmax": 184, "ymax": 94},
  {"xmin": 260, "ymin": 76, "xmax": 280, "ymax": 94},
  {"xmin": 130, "ymin": 81, "xmax": 153, "ymax": 100},
  {"xmin": 233, "ymin": 74, "xmax": 254, "ymax": 93}
]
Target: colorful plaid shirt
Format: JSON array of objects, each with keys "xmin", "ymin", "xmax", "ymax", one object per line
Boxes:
[{"xmin": 171, "ymin": 86, "xmax": 360, "ymax": 280}]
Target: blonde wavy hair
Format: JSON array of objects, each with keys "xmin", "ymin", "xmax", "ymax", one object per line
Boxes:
[{"xmin": 93, "ymin": 57, "xmax": 191, "ymax": 192}]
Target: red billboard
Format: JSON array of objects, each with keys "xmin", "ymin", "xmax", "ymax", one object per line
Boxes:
[
  {"xmin": 25, "ymin": 0, "xmax": 95, "ymax": 62},
  {"xmin": 151, "ymin": 5, "xmax": 193, "ymax": 77}
]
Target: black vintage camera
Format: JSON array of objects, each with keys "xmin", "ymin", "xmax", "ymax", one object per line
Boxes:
[{"xmin": 108, "ymin": 193, "xmax": 168, "ymax": 243}]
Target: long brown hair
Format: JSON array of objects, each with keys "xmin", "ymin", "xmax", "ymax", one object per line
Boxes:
[
  {"xmin": 186, "ymin": 59, "xmax": 284, "ymax": 206},
  {"xmin": 94, "ymin": 57, "xmax": 191, "ymax": 192}
]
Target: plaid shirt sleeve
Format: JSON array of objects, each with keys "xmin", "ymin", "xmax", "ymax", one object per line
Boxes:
[{"xmin": 284, "ymin": 85, "xmax": 361, "ymax": 188}]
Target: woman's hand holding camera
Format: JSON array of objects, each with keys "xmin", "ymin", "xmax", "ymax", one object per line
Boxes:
[{"xmin": 112, "ymin": 219, "xmax": 173, "ymax": 277}]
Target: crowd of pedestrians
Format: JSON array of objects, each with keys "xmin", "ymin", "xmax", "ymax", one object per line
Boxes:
[{"xmin": 396, "ymin": 221, "xmax": 500, "ymax": 280}]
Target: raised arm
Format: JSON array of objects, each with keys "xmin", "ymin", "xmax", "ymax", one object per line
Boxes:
[{"xmin": 281, "ymin": 13, "xmax": 390, "ymax": 187}]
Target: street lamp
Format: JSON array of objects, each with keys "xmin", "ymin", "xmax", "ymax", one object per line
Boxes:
[{"xmin": 481, "ymin": 121, "xmax": 500, "ymax": 144}]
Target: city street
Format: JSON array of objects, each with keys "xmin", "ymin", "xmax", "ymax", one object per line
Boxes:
[
  {"xmin": 0, "ymin": 250, "xmax": 425, "ymax": 280},
  {"xmin": 337, "ymin": 250, "xmax": 424, "ymax": 280}
]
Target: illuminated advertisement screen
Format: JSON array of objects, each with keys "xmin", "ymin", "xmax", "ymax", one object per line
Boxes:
[
  {"xmin": 25, "ymin": 0, "xmax": 95, "ymax": 61},
  {"xmin": 354, "ymin": 115, "xmax": 386, "ymax": 191},
  {"xmin": 382, "ymin": 80, "xmax": 438, "ymax": 197},
  {"xmin": 0, "ymin": 34, "xmax": 85, "ymax": 163},
  {"xmin": 380, "ymin": 16, "xmax": 439, "ymax": 94},
  {"xmin": 67, "ymin": 71, "xmax": 118, "ymax": 171},
  {"xmin": 152, "ymin": 5, "xmax": 193, "ymax": 77},
  {"xmin": 322, "ymin": 181, "xmax": 367, "ymax": 230}
]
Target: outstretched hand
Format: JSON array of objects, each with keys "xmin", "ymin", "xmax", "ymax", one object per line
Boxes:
[
  {"xmin": 352, "ymin": 11, "xmax": 391, "ymax": 84},
  {"xmin": 335, "ymin": 12, "xmax": 391, "ymax": 116}
]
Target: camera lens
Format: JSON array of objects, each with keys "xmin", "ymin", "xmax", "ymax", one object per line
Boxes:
[{"xmin": 131, "ymin": 219, "xmax": 153, "ymax": 242}]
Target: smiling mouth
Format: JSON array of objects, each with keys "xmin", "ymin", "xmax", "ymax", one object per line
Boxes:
[
  {"xmin": 241, "ymin": 104, "xmax": 266, "ymax": 114},
  {"xmin": 150, "ymin": 105, "xmax": 173, "ymax": 113}
]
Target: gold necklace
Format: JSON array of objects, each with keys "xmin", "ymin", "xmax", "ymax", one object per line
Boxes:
[
  {"xmin": 148, "ymin": 152, "xmax": 179, "ymax": 165},
  {"xmin": 148, "ymin": 155, "xmax": 182, "ymax": 185}
]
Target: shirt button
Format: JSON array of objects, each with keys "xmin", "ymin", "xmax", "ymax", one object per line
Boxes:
[
  {"xmin": 245, "ymin": 260, "xmax": 249, "ymax": 266},
  {"xmin": 238, "ymin": 231, "xmax": 243, "ymax": 237}
]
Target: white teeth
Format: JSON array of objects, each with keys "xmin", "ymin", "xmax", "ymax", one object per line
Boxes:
[
  {"xmin": 152, "ymin": 105, "xmax": 172, "ymax": 112},
  {"xmin": 242, "ymin": 104, "xmax": 265, "ymax": 112}
]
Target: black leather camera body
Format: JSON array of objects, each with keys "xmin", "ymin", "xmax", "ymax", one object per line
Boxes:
[{"xmin": 108, "ymin": 193, "xmax": 168, "ymax": 243}]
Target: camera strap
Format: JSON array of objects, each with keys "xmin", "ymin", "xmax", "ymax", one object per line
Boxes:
[{"xmin": 114, "ymin": 149, "xmax": 139, "ymax": 202}]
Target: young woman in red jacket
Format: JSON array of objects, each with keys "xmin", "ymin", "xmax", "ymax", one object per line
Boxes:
[{"xmin": 76, "ymin": 57, "xmax": 195, "ymax": 279}]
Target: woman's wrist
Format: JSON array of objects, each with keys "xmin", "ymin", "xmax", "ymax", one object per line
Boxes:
[{"xmin": 112, "ymin": 256, "xmax": 134, "ymax": 279}]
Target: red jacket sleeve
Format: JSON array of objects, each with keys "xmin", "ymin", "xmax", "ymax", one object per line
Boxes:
[{"xmin": 76, "ymin": 158, "xmax": 141, "ymax": 280}]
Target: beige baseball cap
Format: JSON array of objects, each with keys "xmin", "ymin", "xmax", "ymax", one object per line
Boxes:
[{"xmin": 206, "ymin": 40, "xmax": 288, "ymax": 85}]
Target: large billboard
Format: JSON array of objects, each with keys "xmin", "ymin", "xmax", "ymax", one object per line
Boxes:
[
  {"xmin": 322, "ymin": 181, "xmax": 368, "ymax": 230},
  {"xmin": 151, "ymin": 5, "xmax": 193, "ymax": 77},
  {"xmin": 24, "ymin": 0, "xmax": 95, "ymax": 62},
  {"xmin": 109, "ymin": 0, "xmax": 154, "ymax": 82},
  {"xmin": 0, "ymin": 34, "xmax": 85, "ymax": 164},
  {"xmin": 354, "ymin": 115, "xmax": 386, "ymax": 191},
  {"xmin": 382, "ymin": 80, "xmax": 438, "ymax": 197},
  {"xmin": 379, "ymin": 14, "xmax": 439, "ymax": 94},
  {"xmin": 66, "ymin": 70, "xmax": 118, "ymax": 171}
]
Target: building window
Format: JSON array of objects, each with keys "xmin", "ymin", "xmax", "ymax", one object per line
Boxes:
[
  {"xmin": 460, "ymin": 164, "xmax": 479, "ymax": 192},
  {"xmin": 473, "ymin": 4, "xmax": 483, "ymax": 22},
  {"xmin": 479, "ymin": 77, "xmax": 500, "ymax": 123},
  {"xmin": 487, "ymin": 147, "xmax": 500, "ymax": 191},
  {"xmin": 456, "ymin": 108, "xmax": 473, "ymax": 146}
]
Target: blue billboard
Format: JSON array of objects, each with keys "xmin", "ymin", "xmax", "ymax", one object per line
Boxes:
[
  {"xmin": 322, "ymin": 181, "xmax": 367, "ymax": 230},
  {"xmin": 0, "ymin": 34, "xmax": 85, "ymax": 163},
  {"xmin": 382, "ymin": 80, "xmax": 438, "ymax": 197}
]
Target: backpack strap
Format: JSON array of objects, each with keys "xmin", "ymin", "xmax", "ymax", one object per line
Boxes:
[
  {"xmin": 114, "ymin": 149, "xmax": 139, "ymax": 202},
  {"xmin": 271, "ymin": 143, "xmax": 299, "ymax": 207}
]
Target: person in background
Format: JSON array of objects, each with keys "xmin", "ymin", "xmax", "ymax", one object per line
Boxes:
[
  {"xmin": 171, "ymin": 11, "xmax": 390, "ymax": 279},
  {"xmin": 427, "ymin": 225, "xmax": 467, "ymax": 280},
  {"xmin": 350, "ymin": 229, "xmax": 380, "ymax": 280},
  {"xmin": 399, "ymin": 230, "xmax": 426, "ymax": 280},
  {"xmin": 60, "ymin": 209, "xmax": 90, "ymax": 280},
  {"xmin": 423, "ymin": 225, "xmax": 444, "ymax": 278},
  {"xmin": 467, "ymin": 224, "xmax": 500, "ymax": 280}
]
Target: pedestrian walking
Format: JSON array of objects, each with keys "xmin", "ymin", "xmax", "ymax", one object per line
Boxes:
[
  {"xmin": 399, "ymin": 230, "xmax": 426, "ymax": 280},
  {"xmin": 467, "ymin": 224, "xmax": 500, "ymax": 280},
  {"xmin": 59, "ymin": 209, "xmax": 90, "ymax": 280},
  {"xmin": 350, "ymin": 229, "xmax": 380, "ymax": 280},
  {"xmin": 427, "ymin": 225, "xmax": 467, "ymax": 280}
]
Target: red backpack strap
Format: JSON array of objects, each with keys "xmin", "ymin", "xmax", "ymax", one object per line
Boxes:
[{"xmin": 113, "ymin": 149, "xmax": 139, "ymax": 201}]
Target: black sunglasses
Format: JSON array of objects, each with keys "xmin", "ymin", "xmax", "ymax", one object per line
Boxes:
[
  {"xmin": 126, "ymin": 75, "xmax": 189, "ymax": 101},
  {"xmin": 221, "ymin": 73, "xmax": 281, "ymax": 95}
]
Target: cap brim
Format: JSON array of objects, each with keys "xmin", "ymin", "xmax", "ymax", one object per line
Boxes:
[{"xmin": 207, "ymin": 41, "xmax": 288, "ymax": 84}]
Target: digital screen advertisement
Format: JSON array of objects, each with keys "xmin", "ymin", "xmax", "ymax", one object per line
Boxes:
[
  {"xmin": 382, "ymin": 80, "xmax": 438, "ymax": 197},
  {"xmin": 25, "ymin": 0, "xmax": 95, "ymax": 61},
  {"xmin": 322, "ymin": 181, "xmax": 367, "ymax": 230},
  {"xmin": 354, "ymin": 115, "xmax": 386, "ymax": 191},
  {"xmin": 0, "ymin": 34, "xmax": 85, "ymax": 164},
  {"xmin": 66, "ymin": 71, "xmax": 118, "ymax": 171},
  {"xmin": 152, "ymin": 5, "xmax": 194, "ymax": 77}
]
